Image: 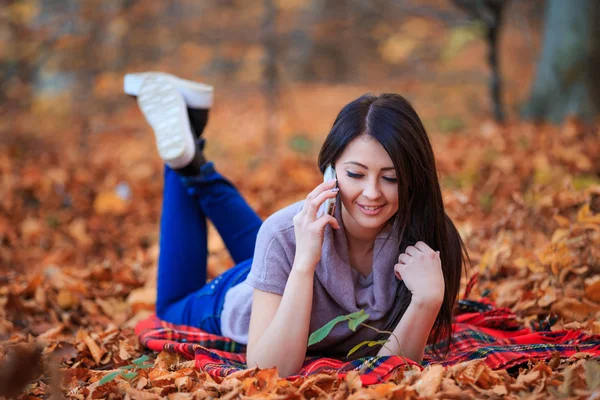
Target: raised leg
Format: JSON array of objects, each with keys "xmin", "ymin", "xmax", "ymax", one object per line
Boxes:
[
  {"xmin": 156, "ymin": 166, "xmax": 209, "ymax": 318},
  {"xmin": 131, "ymin": 74, "xmax": 262, "ymax": 329},
  {"xmin": 180, "ymin": 162, "xmax": 263, "ymax": 264},
  {"xmin": 156, "ymin": 163, "xmax": 262, "ymax": 328}
]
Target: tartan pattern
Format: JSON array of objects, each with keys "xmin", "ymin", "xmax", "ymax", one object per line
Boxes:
[{"xmin": 136, "ymin": 300, "xmax": 600, "ymax": 386}]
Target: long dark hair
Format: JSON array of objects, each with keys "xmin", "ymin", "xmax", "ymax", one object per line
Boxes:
[{"xmin": 318, "ymin": 93, "xmax": 469, "ymax": 358}]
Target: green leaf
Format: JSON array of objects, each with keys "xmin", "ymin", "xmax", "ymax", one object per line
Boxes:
[
  {"xmin": 118, "ymin": 365, "xmax": 134, "ymax": 370},
  {"xmin": 308, "ymin": 310, "xmax": 366, "ymax": 346},
  {"xmin": 308, "ymin": 315, "xmax": 349, "ymax": 346},
  {"xmin": 348, "ymin": 312, "xmax": 370, "ymax": 331},
  {"xmin": 479, "ymin": 192, "xmax": 494, "ymax": 213},
  {"xmin": 46, "ymin": 215, "xmax": 60, "ymax": 228},
  {"xmin": 573, "ymin": 175, "xmax": 600, "ymax": 190},
  {"xmin": 438, "ymin": 116, "xmax": 465, "ymax": 133},
  {"xmin": 368, "ymin": 340, "xmax": 388, "ymax": 347},
  {"xmin": 288, "ymin": 134, "xmax": 313, "ymax": 154},
  {"xmin": 442, "ymin": 22, "xmax": 486, "ymax": 60},
  {"xmin": 132, "ymin": 355, "xmax": 149, "ymax": 365},
  {"xmin": 135, "ymin": 363, "xmax": 154, "ymax": 369},
  {"xmin": 99, "ymin": 371, "xmax": 122, "ymax": 385},
  {"xmin": 347, "ymin": 340, "xmax": 389, "ymax": 357},
  {"xmin": 121, "ymin": 372, "xmax": 138, "ymax": 380}
]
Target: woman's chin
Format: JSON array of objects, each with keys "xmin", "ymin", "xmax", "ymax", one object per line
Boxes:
[{"xmin": 354, "ymin": 215, "xmax": 390, "ymax": 230}]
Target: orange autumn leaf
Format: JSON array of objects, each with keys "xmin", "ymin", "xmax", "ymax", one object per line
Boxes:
[
  {"xmin": 78, "ymin": 330, "xmax": 104, "ymax": 366},
  {"xmin": 94, "ymin": 190, "xmax": 130, "ymax": 215},
  {"xmin": 577, "ymin": 203, "xmax": 600, "ymax": 224},
  {"xmin": 584, "ymin": 276, "xmax": 600, "ymax": 303},
  {"xmin": 414, "ymin": 365, "xmax": 444, "ymax": 397},
  {"xmin": 551, "ymin": 298, "xmax": 600, "ymax": 322}
]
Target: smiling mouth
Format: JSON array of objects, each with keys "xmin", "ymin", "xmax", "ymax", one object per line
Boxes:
[{"xmin": 358, "ymin": 204, "xmax": 384, "ymax": 211}]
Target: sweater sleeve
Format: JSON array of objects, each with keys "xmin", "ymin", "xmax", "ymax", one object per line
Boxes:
[{"xmin": 245, "ymin": 217, "xmax": 295, "ymax": 295}]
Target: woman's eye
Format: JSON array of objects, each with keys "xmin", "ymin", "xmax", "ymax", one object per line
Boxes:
[
  {"xmin": 346, "ymin": 171, "xmax": 397, "ymax": 183},
  {"xmin": 346, "ymin": 171, "xmax": 363, "ymax": 179}
]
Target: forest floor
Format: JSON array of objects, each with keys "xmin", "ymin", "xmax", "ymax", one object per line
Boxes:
[{"xmin": 1, "ymin": 87, "xmax": 599, "ymax": 398}]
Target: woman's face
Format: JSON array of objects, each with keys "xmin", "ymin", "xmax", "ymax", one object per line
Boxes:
[{"xmin": 335, "ymin": 135, "xmax": 399, "ymax": 233}]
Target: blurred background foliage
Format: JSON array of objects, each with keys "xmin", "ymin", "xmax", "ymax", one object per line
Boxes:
[{"xmin": 2, "ymin": 0, "xmax": 556, "ymax": 145}]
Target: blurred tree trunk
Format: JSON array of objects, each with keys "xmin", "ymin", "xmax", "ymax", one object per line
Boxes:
[
  {"xmin": 302, "ymin": 0, "xmax": 351, "ymax": 82},
  {"xmin": 288, "ymin": 0, "xmax": 325, "ymax": 81},
  {"xmin": 78, "ymin": 0, "xmax": 104, "ymax": 150},
  {"xmin": 452, "ymin": 0, "xmax": 507, "ymax": 122},
  {"xmin": 523, "ymin": 0, "xmax": 600, "ymax": 123},
  {"xmin": 262, "ymin": 0, "xmax": 279, "ymax": 156},
  {"xmin": 5, "ymin": 0, "xmax": 43, "ymax": 109}
]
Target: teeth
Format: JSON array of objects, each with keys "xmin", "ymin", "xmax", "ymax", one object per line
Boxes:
[{"xmin": 362, "ymin": 206, "xmax": 381, "ymax": 210}]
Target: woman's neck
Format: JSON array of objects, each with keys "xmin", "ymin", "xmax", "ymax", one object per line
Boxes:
[{"xmin": 340, "ymin": 204, "xmax": 388, "ymax": 255}]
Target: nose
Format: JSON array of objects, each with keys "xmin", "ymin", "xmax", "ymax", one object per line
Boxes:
[{"xmin": 362, "ymin": 178, "xmax": 381, "ymax": 200}]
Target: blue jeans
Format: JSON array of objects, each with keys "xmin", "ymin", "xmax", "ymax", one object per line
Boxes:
[{"xmin": 156, "ymin": 163, "xmax": 263, "ymax": 335}]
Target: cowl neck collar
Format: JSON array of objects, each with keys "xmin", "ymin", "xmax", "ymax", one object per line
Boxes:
[{"xmin": 314, "ymin": 196, "xmax": 401, "ymax": 320}]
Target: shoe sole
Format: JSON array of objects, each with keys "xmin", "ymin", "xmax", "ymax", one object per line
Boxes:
[
  {"xmin": 137, "ymin": 76, "xmax": 196, "ymax": 169},
  {"xmin": 125, "ymin": 72, "xmax": 214, "ymax": 109}
]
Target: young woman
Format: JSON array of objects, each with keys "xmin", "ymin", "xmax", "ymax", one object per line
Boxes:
[{"xmin": 125, "ymin": 72, "xmax": 468, "ymax": 377}]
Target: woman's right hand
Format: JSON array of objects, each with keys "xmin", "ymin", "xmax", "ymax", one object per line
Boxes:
[{"xmin": 292, "ymin": 179, "xmax": 341, "ymax": 272}]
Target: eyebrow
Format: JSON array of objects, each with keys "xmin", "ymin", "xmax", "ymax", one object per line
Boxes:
[{"xmin": 343, "ymin": 161, "xmax": 395, "ymax": 171}]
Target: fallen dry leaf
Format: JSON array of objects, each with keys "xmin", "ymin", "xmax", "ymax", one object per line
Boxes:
[
  {"xmin": 94, "ymin": 190, "xmax": 130, "ymax": 215},
  {"xmin": 551, "ymin": 298, "xmax": 600, "ymax": 322},
  {"xmin": 584, "ymin": 275, "xmax": 600, "ymax": 303},
  {"xmin": 78, "ymin": 330, "xmax": 105, "ymax": 366},
  {"xmin": 414, "ymin": 364, "xmax": 444, "ymax": 397}
]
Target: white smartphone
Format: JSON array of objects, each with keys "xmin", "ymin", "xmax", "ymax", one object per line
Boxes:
[{"xmin": 323, "ymin": 164, "xmax": 337, "ymax": 216}]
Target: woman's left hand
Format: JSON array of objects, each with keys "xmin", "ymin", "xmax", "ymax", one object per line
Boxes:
[{"xmin": 393, "ymin": 241, "xmax": 444, "ymax": 305}]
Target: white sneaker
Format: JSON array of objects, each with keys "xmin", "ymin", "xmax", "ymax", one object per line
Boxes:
[
  {"xmin": 124, "ymin": 72, "xmax": 213, "ymax": 109},
  {"xmin": 137, "ymin": 75, "xmax": 197, "ymax": 169}
]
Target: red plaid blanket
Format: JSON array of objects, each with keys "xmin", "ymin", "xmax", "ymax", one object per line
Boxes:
[{"xmin": 135, "ymin": 300, "xmax": 600, "ymax": 385}]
